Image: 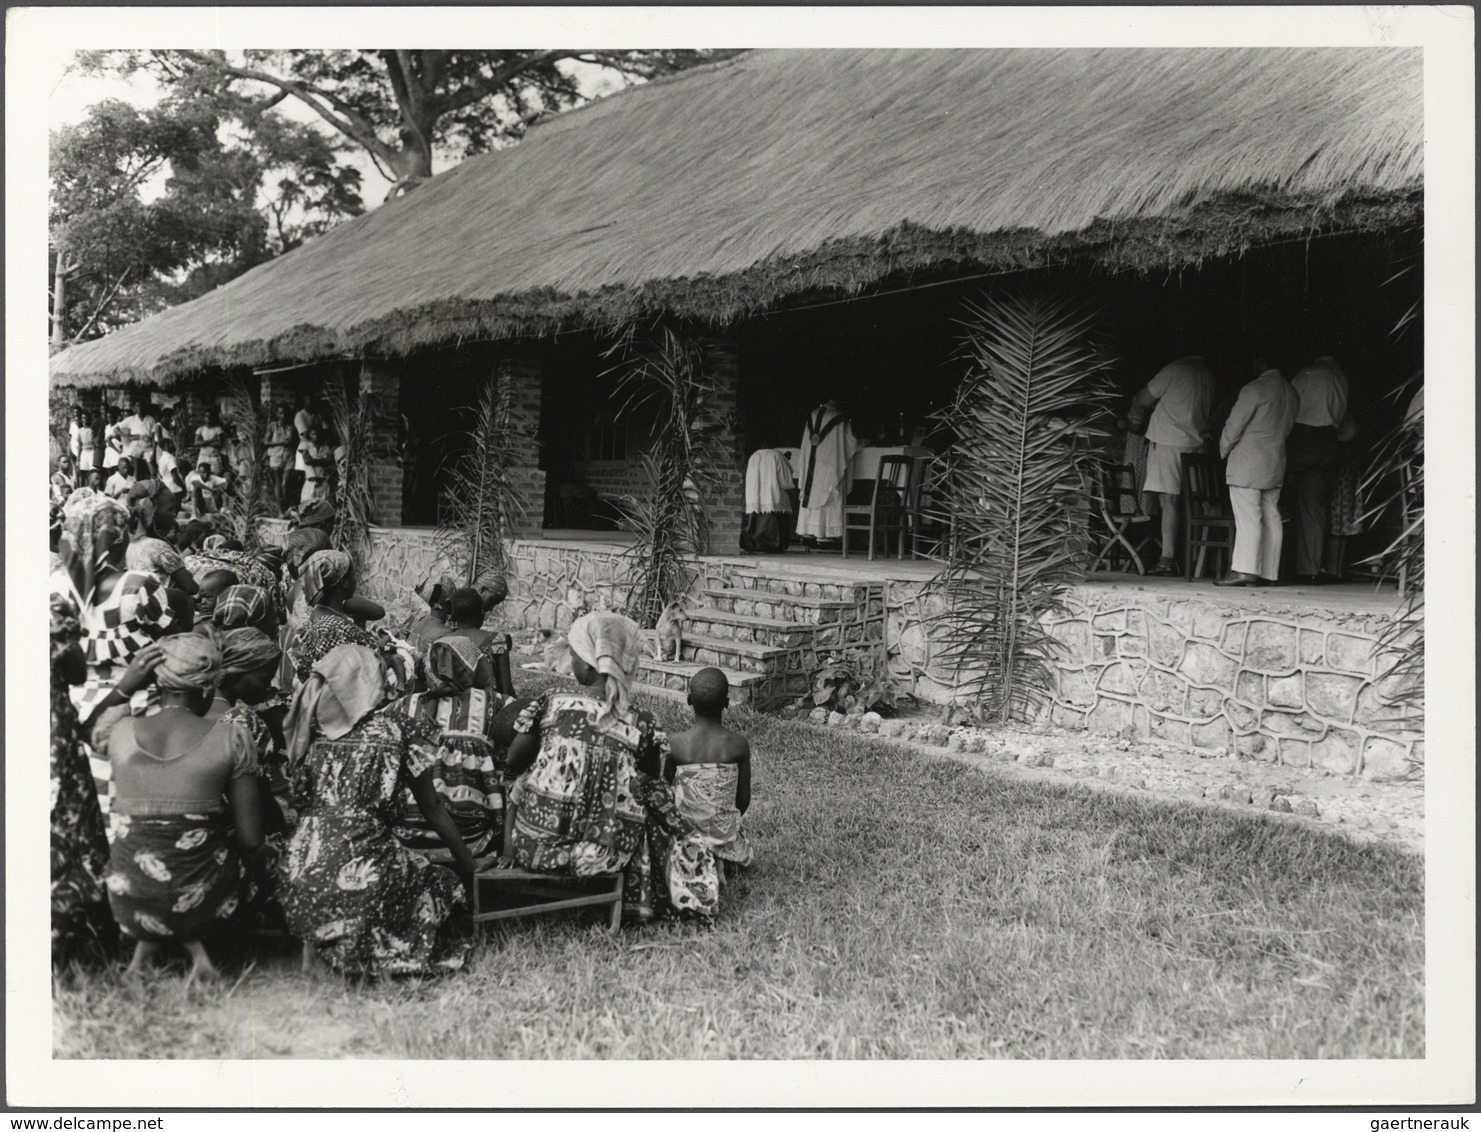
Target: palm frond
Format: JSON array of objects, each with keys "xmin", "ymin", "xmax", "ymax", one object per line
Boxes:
[
  {"xmin": 219, "ymin": 376, "xmax": 269, "ymax": 551},
  {"xmin": 322, "ymin": 371, "xmax": 376, "ymax": 575},
  {"xmin": 603, "ymin": 327, "xmax": 727, "ymax": 627},
  {"xmin": 434, "ymin": 373, "xmax": 530, "ymax": 586},
  {"xmin": 924, "ymin": 289, "xmax": 1115, "ymax": 723}
]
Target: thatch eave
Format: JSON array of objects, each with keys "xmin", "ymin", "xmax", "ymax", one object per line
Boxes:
[{"xmin": 51, "ymin": 186, "xmax": 1419, "ymax": 389}]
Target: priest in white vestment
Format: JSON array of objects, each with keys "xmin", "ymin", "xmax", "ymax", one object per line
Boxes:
[{"xmin": 796, "ymin": 400, "xmax": 860, "ymax": 542}]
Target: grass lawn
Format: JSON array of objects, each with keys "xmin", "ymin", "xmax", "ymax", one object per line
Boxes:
[{"xmin": 53, "ymin": 684, "xmax": 1423, "ymax": 1059}]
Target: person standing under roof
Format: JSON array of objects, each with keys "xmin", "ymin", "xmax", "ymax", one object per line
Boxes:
[
  {"xmin": 1285, "ymin": 356, "xmax": 1350, "ymax": 584},
  {"xmin": 1216, "ymin": 359, "xmax": 1299, "ymax": 587},
  {"xmin": 1132, "ymin": 356, "xmax": 1216, "ymax": 576},
  {"xmin": 795, "ymin": 399, "xmax": 860, "ymax": 548}
]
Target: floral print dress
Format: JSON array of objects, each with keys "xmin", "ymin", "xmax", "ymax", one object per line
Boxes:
[
  {"xmin": 510, "ymin": 692, "xmax": 719, "ymax": 923},
  {"xmin": 278, "ymin": 711, "xmax": 468, "ymax": 978},
  {"xmin": 289, "ymin": 609, "xmax": 381, "ymax": 687},
  {"xmin": 50, "ymin": 592, "xmax": 115, "ymax": 963}
]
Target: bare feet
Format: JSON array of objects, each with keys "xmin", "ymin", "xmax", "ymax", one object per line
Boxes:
[
  {"xmin": 125, "ymin": 940, "xmax": 160, "ymax": 978},
  {"xmin": 183, "ymin": 939, "xmax": 220, "ymax": 983}
]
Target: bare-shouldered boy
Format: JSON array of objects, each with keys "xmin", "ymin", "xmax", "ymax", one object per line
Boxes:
[{"xmin": 666, "ymin": 667, "xmax": 754, "ymax": 876}]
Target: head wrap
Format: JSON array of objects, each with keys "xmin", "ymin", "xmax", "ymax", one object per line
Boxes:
[
  {"xmin": 426, "ymin": 635, "xmax": 484, "ymax": 697},
  {"xmin": 284, "ymin": 644, "xmax": 386, "ymax": 764},
  {"xmin": 474, "ymin": 571, "xmax": 509, "ymax": 608},
  {"xmin": 203, "ymin": 534, "xmax": 229, "ymax": 551},
  {"xmin": 567, "ymin": 611, "xmax": 643, "ymax": 723},
  {"xmin": 216, "ymin": 627, "xmax": 282, "ymax": 677},
  {"xmin": 155, "ymin": 634, "xmax": 221, "ymax": 692},
  {"xmin": 283, "ymin": 528, "xmax": 331, "ymax": 572},
  {"xmin": 62, "ymin": 489, "xmax": 130, "ymax": 570},
  {"xmin": 416, "ymin": 573, "xmax": 461, "ymax": 611},
  {"xmin": 212, "ymin": 584, "xmax": 269, "ymax": 630},
  {"xmin": 301, "ymin": 550, "xmax": 353, "ymax": 605},
  {"xmin": 254, "ymin": 545, "xmax": 285, "ymax": 576},
  {"xmin": 292, "ymin": 499, "xmax": 336, "ymax": 530}
]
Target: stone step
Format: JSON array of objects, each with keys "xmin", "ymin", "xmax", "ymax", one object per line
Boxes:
[
  {"xmin": 699, "ymin": 587, "xmax": 859, "ymax": 625},
  {"xmin": 725, "ymin": 574, "xmax": 879, "ymax": 603},
  {"xmin": 679, "ymin": 608, "xmax": 819, "ymax": 649},
  {"xmin": 635, "ymin": 658, "xmax": 808, "ymax": 709}
]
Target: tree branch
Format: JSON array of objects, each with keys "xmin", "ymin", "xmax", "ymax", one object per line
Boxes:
[
  {"xmin": 69, "ymin": 266, "xmax": 131, "ymax": 343},
  {"xmin": 432, "ymin": 50, "xmax": 577, "ymax": 117}
]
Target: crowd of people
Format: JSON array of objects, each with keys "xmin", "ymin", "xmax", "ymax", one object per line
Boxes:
[
  {"xmin": 54, "ymin": 394, "xmax": 350, "ymax": 525},
  {"xmin": 49, "ymin": 490, "xmax": 755, "ymax": 982},
  {"xmin": 1121, "ymin": 352, "xmax": 1410, "ymax": 587}
]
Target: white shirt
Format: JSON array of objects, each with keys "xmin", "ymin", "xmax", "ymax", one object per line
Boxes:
[
  {"xmin": 293, "ymin": 410, "xmax": 314, "ymax": 471},
  {"xmin": 1144, "ymin": 356, "xmax": 1216, "ymax": 449},
  {"xmin": 104, "ymin": 472, "xmax": 134, "ymax": 499},
  {"xmin": 157, "ymin": 449, "xmax": 183, "ymax": 493},
  {"xmin": 1291, "ymin": 357, "xmax": 1349, "ymax": 429}
]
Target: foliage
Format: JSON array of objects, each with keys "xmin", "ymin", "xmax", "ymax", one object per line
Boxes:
[
  {"xmin": 85, "ymin": 50, "xmax": 732, "ymax": 197},
  {"xmin": 322, "ymin": 372, "xmax": 376, "ymax": 576},
  {"xmin": 218, "ymin": 376, "xmax": 268, "ymax": 551},
  {"xmin": 798, "ymin": 656, "xmax": 899, "ymax": 716},
  {"xmin": 1357, "ymin": 258, "xmax": 1424, "ymax": 722},
  {"xmin": 606, "ymin": 327, "xmax": 729, "ymax": 628},
  {"xmin": 433, "ymin": 372, "xmax": 528, "ymax": 587},
  {"xmin": 925, "ymin": 289, "xmax": 1115, "ymax": 724},
  {"xmin": 49, "ymin": 92, "xmax": 363, "ymax": 345}
]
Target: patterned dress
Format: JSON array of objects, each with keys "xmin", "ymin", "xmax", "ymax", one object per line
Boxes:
[
  {"xmin": 50, "ymin": 592, "xmax": 115, "ymax": 964},
  {"xmin": 510, "ymin": 692, "xmax": 718, "ymax": 923},
  {"xmin": 672, "ymin": 764, "xmax": 756, "ymax": 869},
  {"xmin": 185, "ymin": 550, "xmax": 286, "ymax": 622},
  {"xmin": 386, "ymin": 689, "xmax": 511, "ymax": 859},
  {"xmin": 278, "ymin": 712, "xmax": 468, "ymax": 978},
  {"xmin": 289, "ymin": 609, "xmax": 381, "ymax": 686},
  {"xmin": 103, "ymin": 716, "xmax": 259, "ymax": 942}
]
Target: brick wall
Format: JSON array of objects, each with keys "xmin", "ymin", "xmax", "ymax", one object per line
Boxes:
[
  {"xmin": 359, "ymin": 360, "xmax": 403, "ymax": 526},
  {"xmin": 498, "ymin": 345, "xmax": 546, "ymax": 536},
  {"xmin": 702, "ymin": 334, "xmax": 747, "ymax": 553}
]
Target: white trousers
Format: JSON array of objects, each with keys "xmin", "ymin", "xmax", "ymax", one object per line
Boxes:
[{"xmin": 1229, "ymin": 485, "xmax": 1283, "ymax": 580}]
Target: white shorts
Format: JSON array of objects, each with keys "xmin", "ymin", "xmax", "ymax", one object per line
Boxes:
[{"xmin": 1143, "ymin": 441, "xmax": 1198, "ymax": 496}]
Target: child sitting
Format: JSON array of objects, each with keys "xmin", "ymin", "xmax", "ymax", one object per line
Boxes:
[{"xmin": 665, "ymin": 667, "xmax": 754, "ymax": 878}]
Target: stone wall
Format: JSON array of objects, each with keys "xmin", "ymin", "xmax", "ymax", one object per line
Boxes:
[{"xmin": 886, "ymin": 579, "xmax": 1422, "ymax": 781}]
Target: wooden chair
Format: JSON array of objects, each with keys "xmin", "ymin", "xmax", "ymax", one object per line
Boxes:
[
  {"xmin": 471, "ymin": 866, "xmax": 624, "ymax": 935},
  {"xmin": 1089, "ymin": 462, "xmax": 1154, "ymax": 575},
  {"xmin": 1180, "ymin": 451, "xmax": 1235, "ymax": 581},
  {"xmin": 843, "ymin": 455, "xmax": 915, "ymax": 560}
]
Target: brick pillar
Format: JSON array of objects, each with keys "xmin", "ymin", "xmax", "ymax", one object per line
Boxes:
[
  {"xmin": 497, "ymin": 345, "xmax": 546, "ymax": 537},
  {"xmin": 702, "ymin": 334, "xmax": 747, "ymax": 554},
  {"xmin": 359, "ymin": 360, "xmax": 404, "ymax": 526}
]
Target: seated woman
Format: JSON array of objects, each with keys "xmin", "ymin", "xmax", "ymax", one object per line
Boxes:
[
  {"xmin": 504, "ymin": 612, "xmax": 718, "ymax": 924},
  {"xmin": 125, "ymin": 504, "xmax": 199, "ymax": 597},
  {"xmin": 279, "ymin": 644, "xmax": 476, "ymax": 978},
  {"xmin": 98, "ymin": 635, "xmax": 269, "ymax": 980},
  {"xmin": 404, "ymin": 575, "xmax": 456, "ymax": 665},
  {"xmin": 445, "ymin": 587, "xmax": 515, "ymax": 697},
  {"xmin": 210, "ymin": 583, "xmax": 278, "ymax": 638},
  {"xmin": 288, "ymin": 551, "xmax": 382, "ymax": 684},
  {"xmin": 386, "ymin": 636, "xmax": 507, "ymax": 860}
]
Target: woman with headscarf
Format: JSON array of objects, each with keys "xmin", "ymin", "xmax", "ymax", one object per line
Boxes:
[
  {"xmin": 287, "ymin": 550, "xmax": 383, "ymax": 685},
  {"xmin": 98, "ymin": 635, "xmax": 268, "ymax": 980},
  {"xmin": 52, "ymin": 491, "xmax": 182, "ymax": 810},
  {"xmin": 124, "ymin": 494, "xmax": 198, "ymax": 597},
  {"xmin": 386, "ymin": 636, "xmax": 507, "ymax": 860},
  {"xmin": 210, "ymin": 583, "xmax": 277, "ymax": 637},
  {"xmin": 504, "ymin": 612, "xmax": 719, "ymax": 923},
  {"xmin": 279, "ymin": 644, "xmax": 476, "ymax": 977},
  {"xmin": 445, "ymin": 587, "xmax": 515, "ymax": 697}
]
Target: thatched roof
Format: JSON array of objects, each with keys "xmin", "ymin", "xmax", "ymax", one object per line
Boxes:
[{"xmin": 52, "ymin": 46, "xmax": 1423, "ymax": 386}]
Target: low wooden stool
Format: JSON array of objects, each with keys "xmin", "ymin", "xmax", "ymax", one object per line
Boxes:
[{"xmin": 471, "ymin": 867, "xmax": 624, "ymax": 935}]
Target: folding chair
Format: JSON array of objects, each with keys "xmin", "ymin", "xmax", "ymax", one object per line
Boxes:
[
  {"xmin": 843, "ymin": 455, "xmax": 915, "ymax": 560},
  {"xmin": 1089, "ymin": 462, "xmax": 1154, "ymax": 575},
  {"xmin": 1181, "ymin": 451, "xmax": 1235, "ymax": 581}
]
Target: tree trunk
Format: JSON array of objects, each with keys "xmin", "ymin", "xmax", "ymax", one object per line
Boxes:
[{"xmin": 51, "ymin": 260, "xmax": 67, "ymax": 349}]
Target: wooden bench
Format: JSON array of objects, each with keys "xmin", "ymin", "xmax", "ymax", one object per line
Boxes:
[{"xmin": 471, "ymin": 866, "xmax": 624, "ymax": 934}]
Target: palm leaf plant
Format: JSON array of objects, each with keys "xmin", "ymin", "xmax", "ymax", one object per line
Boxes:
[
  {"xmin": 434, "ymin": 375, "xmax": 529, "ymax": 586},
  {"xmin": 925, "ymin": 289, "xmax": 1115, "ymax": 723},
  {"xmin": 322, "ymin": 371, "xmax": 376, "ymax": 575},
  {"xmin": 219, "ymin": 375, "xmax": 269, "ymax": 550},
  {"xmin": 604, "ymin": 326, "xmax": 727, "ymax": 628}
]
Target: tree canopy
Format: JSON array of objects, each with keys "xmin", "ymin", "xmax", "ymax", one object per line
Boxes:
[{"xmin": 84, "ymin": 49, "xmax": 729, "ymax": 197}]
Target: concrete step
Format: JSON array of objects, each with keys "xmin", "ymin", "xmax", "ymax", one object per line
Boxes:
[
  {"xmin": 726, "ymin": 575, "xmax": 880, "ymax": 603},
  {"xmin": 680, "ymin": 607, "xmax": 818, "ymax": 649},
  {"xmin": 642, "ymin": 629, "xmax": 799, "ymax": 675}
]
